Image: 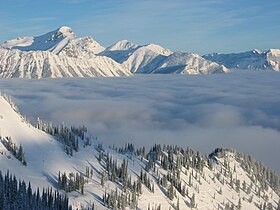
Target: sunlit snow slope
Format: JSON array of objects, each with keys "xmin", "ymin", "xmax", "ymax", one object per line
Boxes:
[
  {"xmin": 203, "ymin": 49, "xmax": 280, "ymax": 71},
  {"xmin": 101, "ymin": 40, "xmax": 228, "ymax": 74},
  {"xmin": 0, "ymin": 95, "xmax": 279, "ymax": 209},
  {"xmin": 0, "ymin": 27, "xmax": 129, "ymax": 78}
]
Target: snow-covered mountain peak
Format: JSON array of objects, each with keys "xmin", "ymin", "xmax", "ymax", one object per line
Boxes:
[
  {"xmin": 0, "ymin": 27, "xmax": 132, "ymax": 78},
  {"xmin": 55, "ymin": 26, "xmax": 75, "ymax": 37},
  {"xmin": 204, "ymin": 48, "xmax": 280, "ymax": 71},
  {"xmin": 107, "ymin": 40, "xmax": 138, "ymax": 51},
  {"xmin": 153, "ymin": 51, "xmax": 228, "ymax": 74},
  {"xmin": 59, "ymin": 35, "xmax": 105, "ymax": 58},
  {"xmin": 0, "ymin": 47, "xmax": 130, "ymax": 78},
  {"xmin": 142, "ymin": 43, "xmax": 172, "ymax": 56},
  {"xmin": 50, "ymin": 26, "xmax": 76, "ymax": 43},
  {"xmin": 1, "ymin": 26, "xmax": 76, "ymax": 55},
  {"xmin": 101, "ymin": 40, "xmax": 228, "ymax": 74}
]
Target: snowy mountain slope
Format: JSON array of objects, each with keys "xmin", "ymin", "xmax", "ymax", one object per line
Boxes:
[
  {"xmin": 149, "ymin": 52, "xmax": 228, "ymax": 74},
  {"xmin": 0, "ymin": 94, "xmax": 279, "ymax": 209},
  {"xmin": 0, "ymin": 95, "xmax": 73, "ymax": 188},
  {"xmin": 99, "ymin": 40, "xmax": 141, "ymax": 63},
  {"xmin": 0, "ymin": 27, "xmax": 228, "ymax": 78},
  {"xmin": 101, "ymin": 41, "xmax": 228, "ymax": 74},
  {"xmin": 0, "ymin": 48, "xmax": 130, "ymax": 79},
  {"xmin": 0, "ymin": 94, "xmax": 112, "ymax": 209},
  {"xmin": 1, "ymin": 26, "xmax": 76, "ymax": 55},
  {"xmin": 100, "ymin": 40, "xmax": 173, "ymax": 73},
  {"xmin": 122, "ymin": 44, "xmax": 170, "ymax": 73},
  {"xmin": 0, "ymin": 27, "xmax": 130, "ymax": 78},
  {"xmin": 59, "ymin": 36, "xmax": 105, "ymax": 58},
  {"xmin": 106, "ymin": 40, "xmax": 139, "ymax": 52},
  {"xmin": 203, "ymin": 49, "xmax": 280, "ymax": 71},
  {"xmin": 1, "ymin": 27, "xmax": 279, "ymax": 78},
  {"xmin": 1, "ymin": 26, "xmax": 104, "ymax": 57}
]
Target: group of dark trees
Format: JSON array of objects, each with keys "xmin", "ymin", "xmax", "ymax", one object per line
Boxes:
[
  {"xmin": 140, "ymin": 169, "xmax": 154, "ymax": 192},
  {"xmin": 97, "ymin": 150, "xmax": 142, "ymax": 209},
  {"xmin": 103, "ymin": 188, "xmax": 138, "ymax": 209},
  {"xmin": 0, "ymin": 170, "xmax": 69, "ymax": 210},
  {"xmin": 58, "ymin": 171, "xmax": 86, "ymax": 195},
  {"xmin": 103, "ymin": 153, "xmax": 142, "ymax": 194},
  {"xmin": 1, "ymin": 136, "xmax": 26, "ymax": 166},
  {"xmin": 37, "ymin": 118, "xmax": 91, "ymax": 156},
  {"xmin": 212, "ymin": 148, "xmax": 280, "ymax": 197},
  {"xmin": 111, "ymin": 143, "xmax": 280, "ymax": 209}
]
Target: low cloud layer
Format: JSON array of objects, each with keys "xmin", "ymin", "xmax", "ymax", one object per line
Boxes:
[{"xmin": 0, "ymin": 71, "xmax": 280, "ymax": 172}]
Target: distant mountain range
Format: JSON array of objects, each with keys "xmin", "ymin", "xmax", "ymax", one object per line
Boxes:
[
  {"xmin": 0, "ymin": 26, "xmax": 227, "ymax": 78},
  {"xmin": 0, "ymin": 26, "xmax": 129, "ymax": 78},
  {"xmin": 203, "ymin": 49, "xmax": 280, "ymax": 71},
  {"xmin": 100, "ymin": 40, "xmax": 227, "ymax": 74},
  {"xmin": 0, "ymin": 26, "xmax": 279, "ymax": 79}
]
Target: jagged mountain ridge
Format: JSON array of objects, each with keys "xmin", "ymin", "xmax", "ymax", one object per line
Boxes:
[
  {"xmin": 0, "ymin": 27, "xmax": 228, "ymax": 78},
  {"xmin": 203, "ymin": 49, "xmax": 280, "ymax": 71},
  {"xmin": 0, "ymin": 26, "xmax": 129, "ymax": 78},
  {"xmin": 100, "ymin": 40, "xmax": 228, "ymax": 74},
  {"xmin": 0, "ymin": 94, "xmax": 279, "ymax": 209},
  {"xmin": 1, "ymin": 26, "xmax": 76, "ymax": 55},
  {"xmin": 1, "ymin": 26, "xmax": 105, "ymax": 56},
  {"xmin": 0, "ymin": 48, "xmax": 130, "ymax": 78},
  {"xmin": 1, "ymin": 26, "xmax": 279, "ymax": 78}
]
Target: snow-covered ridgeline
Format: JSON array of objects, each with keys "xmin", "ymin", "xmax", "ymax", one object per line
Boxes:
[
  {"xmin": 0, "ymin": 27, "xmax": 229, "ymax": 78},
  {"xmin": 0, "ymin": 48, "xmax": 130, "ymax": 78},
  {"xmin": 100, "ymin": 40, "xmax": 228, "ymax": 74},
  {"xmin": 203, "ymin": 49, "xmax": 280, "ymax": 71},
  {"xmin": 0, "ymin": 94, "xmax": 279, "ymax": 209}
]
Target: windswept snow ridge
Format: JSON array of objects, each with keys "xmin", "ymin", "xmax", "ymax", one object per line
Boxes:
[
  {"xmin": 0, "ymin": 27, "xmax": 232, "ymax": 78},
  {"xmin": 0, "ymin": 27, "xmax": 129, "ymax": 78},
  {"xmin": 1, "ymin": 26, "xmax": 76, "ymax": 54},
  {"xmin": 203, "ymin": 49, "xmax": 280, "ymax": 71},
  {"xmin": 1, "ymin": 26, "xmax": 279, "ymax": 78},
  {"xmin": 101, "ymin": 40, "xmax": 228, "ymax": 74}
]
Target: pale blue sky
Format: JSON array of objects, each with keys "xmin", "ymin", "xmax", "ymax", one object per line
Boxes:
[{"xmin": 0, "ymin": 0, "xmax": 279, "ymax": 54}]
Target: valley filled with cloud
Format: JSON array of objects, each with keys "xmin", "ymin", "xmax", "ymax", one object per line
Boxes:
[{"xmin": 1, "ymin": 70, "xmax": 280, "ymax": 172}]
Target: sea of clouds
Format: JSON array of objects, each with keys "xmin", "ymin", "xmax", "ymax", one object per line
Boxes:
[{"xmin": 0, "ymin": 71, "xmax": 280, "ymax": 172}]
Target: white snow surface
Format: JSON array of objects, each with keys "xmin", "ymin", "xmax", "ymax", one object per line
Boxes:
[
  {"xmin": 0, "ymin": 95, "xmax": 279, "ymax": 209},
  {"xmin": 101, "ymin": 40, "xmax": 228, "ymax": 74},
  {"xmin": 1, "ymin": 26, "xmax": 76, "ymax": 55},
  {"xmin": 151, "ymin": 52, "xmax": 228, "ymax": 74},
  {"xmin": 105, "ymin": 40, "xmax": 139, "ymax": 52},
  {"xmin": 1, "ymin": 27, "xmax": 279, "ymax": 78},
  {"xmin": 59, "ymin": 36, "xmax": 105, "ymax": 58},
  {"xmin": 0, "ymin": 26, "xmax": 129, "ymax": 78},
  {"xmin": 203, "ymin": 49, "xmax": 280, "ymax": 71},
  {"xmin": 0, "ymin": 48, "xmax": 130, "ymax": 78},
  {"xmin": 0, "ymin": 26, "xmax": 232, "ymax": 78}
]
